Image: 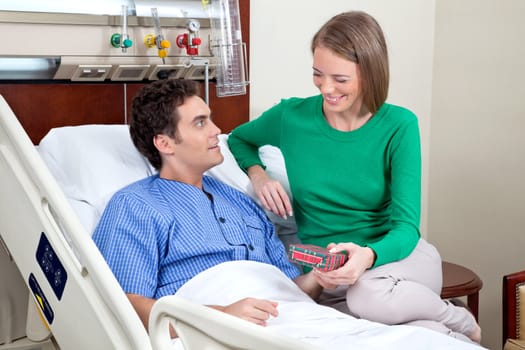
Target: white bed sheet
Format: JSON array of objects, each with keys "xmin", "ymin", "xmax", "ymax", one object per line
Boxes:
[{"xmin": 174, "ymin": 261, "xmax": 484, "ymax": 350}]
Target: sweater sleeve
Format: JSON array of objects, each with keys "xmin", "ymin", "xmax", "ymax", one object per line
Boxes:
[
  {"xmin": 367, "ymin": 116, "xmax": 422, "ymax": 267},
  {"xmin": 227, "ymin": 100, "xmax": 285, "ymax": 171}
]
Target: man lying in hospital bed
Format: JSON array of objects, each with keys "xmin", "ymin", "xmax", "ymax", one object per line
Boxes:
[
  {"xmin": 0, "ymin": 84, "xmax": 485, "ymax": 349},
  {"xmin": 92, "ymin": 79, "xmax": 325, "ymax": 335}
]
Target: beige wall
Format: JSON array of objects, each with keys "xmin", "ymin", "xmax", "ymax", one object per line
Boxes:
[
  {"xmin": 251, "ymin": 0, "xmax": 525, "ymax": 349},
  {"xmin": 430, "ymin": 0, "xmax": 525, "ymax": 349}
]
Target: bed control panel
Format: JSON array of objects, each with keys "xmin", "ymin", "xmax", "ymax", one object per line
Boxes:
[{"xmin": 36, "ymin": 232, "xmax": 68, "ymax": 301}]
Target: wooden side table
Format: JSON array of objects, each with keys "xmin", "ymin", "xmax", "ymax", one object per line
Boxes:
[{"xmin": 441, "ymin": 261, "xmax": 483, "ymax": 320}]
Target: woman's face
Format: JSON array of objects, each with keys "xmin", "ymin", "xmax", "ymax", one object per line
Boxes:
[{"xmin": 312, "ymin": 46, "xmax": 364, "ymax": 116}]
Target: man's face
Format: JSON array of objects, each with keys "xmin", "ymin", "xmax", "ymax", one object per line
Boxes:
[{"xmin": 166, "ymin": 95, "xmax": 223, "ymax": 176}]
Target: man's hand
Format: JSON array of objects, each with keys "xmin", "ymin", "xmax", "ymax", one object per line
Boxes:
[
  {"xmin": 127, "ymin": 293, "xmax": 280, "ymax": 339},
  {"xmin": 212, "ymin": 297, "xmax": 279, "ymax": 326}
]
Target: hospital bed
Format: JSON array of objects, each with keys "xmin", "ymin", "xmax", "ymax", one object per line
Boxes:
[
  {"xmin": 0, "ymin": 95, "xmax": 311, "ymax": 350},
  {"xmin": 0, "ymin": 95, "xmax": 485, "ymax": 349}
]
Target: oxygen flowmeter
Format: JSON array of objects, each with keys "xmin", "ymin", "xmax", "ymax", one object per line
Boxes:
[{"xmin": 144, "ymin": 8, "xmax": 171, "ymax": 63}]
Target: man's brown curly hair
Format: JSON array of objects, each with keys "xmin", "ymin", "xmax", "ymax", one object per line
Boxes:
[{"xmin": 130, "ymin": 79, "xmax": 199, "ymax": 170}]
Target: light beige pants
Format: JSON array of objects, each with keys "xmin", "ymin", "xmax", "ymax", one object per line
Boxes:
[{"xmin": 317, "ymin": 239, "xmax": 477, "ymax": 343}]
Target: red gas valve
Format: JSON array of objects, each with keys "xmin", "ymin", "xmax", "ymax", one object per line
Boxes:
[
  {"xmin": 176, "ymin": 33, "xmax": 202, "ymax": 56},
  {"xmin": 177, "ymin": 19, "xmax": 202, "ymax": 56}
]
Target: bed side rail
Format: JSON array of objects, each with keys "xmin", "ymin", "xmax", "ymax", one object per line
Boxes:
[
  {"xmin": 0, "ymin": 95, "xmax": 151, "ymax": 350},
  {"xmin": 149, "ymin": 295, "xmax": 319, "ymax": 350}
]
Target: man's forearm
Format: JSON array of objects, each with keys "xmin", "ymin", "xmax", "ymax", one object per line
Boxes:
[
  {"xmin": 293, "ymin": 272, "xmax": 323, "ymax": 299},
  {"xmin": 127, "ymin": 293, "xmax": 178, "ymax": 338}
]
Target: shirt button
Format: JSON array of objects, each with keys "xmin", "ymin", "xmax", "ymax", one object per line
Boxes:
[
  {"xmin": 248, "ymin": 244, "xmax": 254, "ymax": 251},
  {"xmin": 219, "ymin": 217, "xmax": 226, "ymax": 223}
]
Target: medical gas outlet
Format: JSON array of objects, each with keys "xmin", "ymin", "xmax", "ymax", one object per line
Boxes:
[
  {"xmin": 144, "ymin": 8, "xmax": 171, "ymax": 62},
  {"xmin": 110, "ymin": 5, "xmax": 133, "ymax": 52},
  {"xmin": 144, "ymin": 34, "xmax": 171, "ymax": 60},
  {"xmin": 176, "ymin": 19, "xmax": 202, "ymax": 56},
  {"xmin": 110, "ymin": 34, "xmax": 132, "ymax": 51}
]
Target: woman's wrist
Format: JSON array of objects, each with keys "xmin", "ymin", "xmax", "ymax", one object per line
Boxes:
[
  {"xmin": 366, "ymin": 247, "xmax": 377, "ymax": 268},
  {"xmin": 247, "ymin": 164, "xmax": 266, "ymax": 181}
]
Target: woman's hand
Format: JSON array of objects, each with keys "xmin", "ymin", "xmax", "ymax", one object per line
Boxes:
[
  {"xmin": 247, "ymin": 165, "xmax": 293, "ymax": 219},
  {"xmin": 314, "ymin": 242, "xmax": 376, "ymax": 287},
  {"xmin": 212, "ymin": 297, "xmax": 279, "ymax": 326}
]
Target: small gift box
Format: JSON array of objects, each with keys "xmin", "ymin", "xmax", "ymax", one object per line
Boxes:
[{"xmin": 288, "ymin": 244, "xmax": 348, "ymax": 272}]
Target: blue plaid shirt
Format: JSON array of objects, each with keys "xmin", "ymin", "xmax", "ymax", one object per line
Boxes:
[{"xmin": 92, "ymin": 174, "xmax": 300, "ymax": 299}]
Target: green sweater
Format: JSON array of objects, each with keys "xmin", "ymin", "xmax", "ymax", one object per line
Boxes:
[{"xmin": 228, "ymin": 95, "xmax": 421, "ymax": 267}]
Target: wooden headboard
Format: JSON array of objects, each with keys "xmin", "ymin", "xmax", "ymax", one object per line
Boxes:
[{"xmin": 0, "ymin": 1, "xmax": 249, "ymax": 145}]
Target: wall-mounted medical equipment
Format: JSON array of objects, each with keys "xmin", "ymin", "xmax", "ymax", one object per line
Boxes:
[
  {"xmin": 143, "ymin": 7, "xmax": 171, "ymax": 63},
  {"xmin": 176, "ymin": 19, "xmax": 202, "ymax": 56},
  {"xmin": 208, "ymin": 0, "xmax": 248, "ymax": 97},
  {"xmin": 110, "ymin": 5, "xmax": 133, "ymax": 52},
  {"xmin": 0, "ymin": 0, "xmax": 248, "ymax": 97}
]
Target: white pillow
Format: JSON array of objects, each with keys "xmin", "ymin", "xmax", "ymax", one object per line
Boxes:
[
  {"xmin": 38, "ymin": 124, "xmax": 155, "ymax": 227},
  {"xmin": 38, "ymin": 126, "xmax": 297, "ymax": 237},
  {"xmin": 68, "ymin": 198, "xmax": 99, "ymax": 235}
]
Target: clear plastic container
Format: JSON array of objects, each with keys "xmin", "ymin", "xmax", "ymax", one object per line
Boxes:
[{"xmin": 208, "ymin": 0, "xmax": 248, "ymax": 97}]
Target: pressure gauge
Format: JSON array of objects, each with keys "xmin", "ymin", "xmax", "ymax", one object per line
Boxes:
[{"xmin": 188, "ymin": 19, "xmax": 200, "ymax": 32}]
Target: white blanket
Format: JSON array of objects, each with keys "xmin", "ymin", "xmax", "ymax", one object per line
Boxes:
[{"xmin": 174, "ymin": 261, "xmax": 484, "ymax": 350}]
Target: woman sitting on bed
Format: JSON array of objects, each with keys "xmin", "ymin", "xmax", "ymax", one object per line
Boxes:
[
  {"xmin": 92, "ymin": 78, "xmax": 323, "ymax": 336},
  {"xmin": 227, "ymin": 10, "xmax": 481, "ymax": 344}
]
